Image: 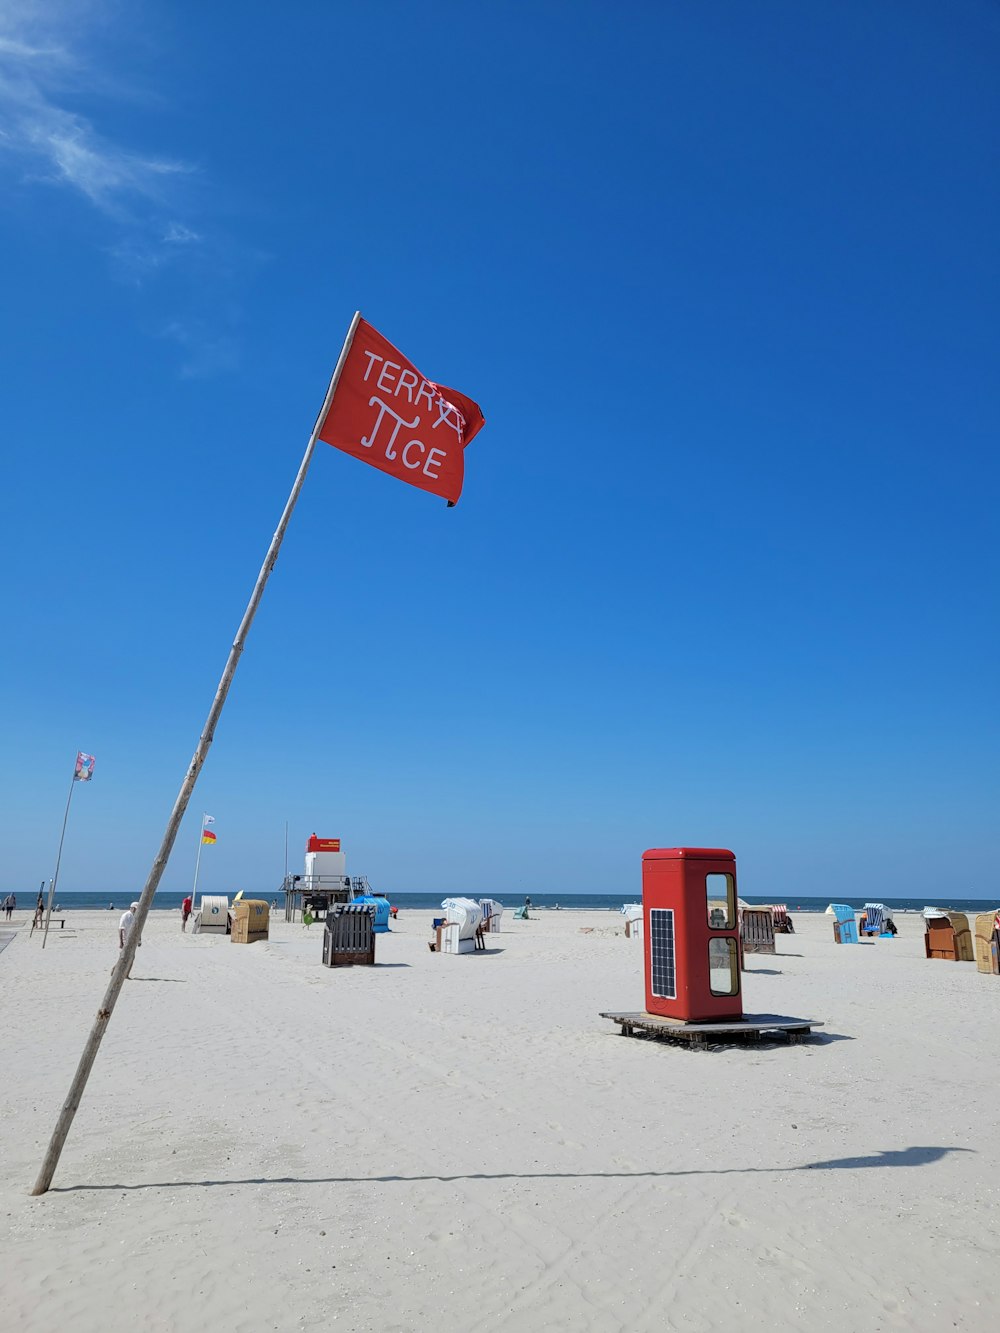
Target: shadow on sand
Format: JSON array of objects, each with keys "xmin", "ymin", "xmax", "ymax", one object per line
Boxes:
[{"xmin": 49, "ymin": 1145, "xmax": 971, "ymax": 1194}]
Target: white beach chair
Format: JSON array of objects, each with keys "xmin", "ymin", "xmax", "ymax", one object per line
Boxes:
[
  {"xmin": 621, "ymin": 903, "xmax": 643, "ymax": 939},
  {"xmin": 440, "ymin": 898, "xmax": 485, "ymax": 953},
  {"xmin": 479, "ymin": 898, "xmax": 503, "ymax": 933}
]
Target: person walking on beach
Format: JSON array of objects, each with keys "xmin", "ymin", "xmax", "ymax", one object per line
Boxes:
[
  {"xmin": 181, "ymin": 895, "xmax": 192, "ymax": 932},
  {"xmin": 117, "ymin": 901, "xmax": 141, "ymax": 977},
  {"xmin": 33, "ymin": 892, "xmax": 45, "ymax": 928},
  {"xmin": 2, "ymin": 893, "xmax": 14, "ymax": 920}
]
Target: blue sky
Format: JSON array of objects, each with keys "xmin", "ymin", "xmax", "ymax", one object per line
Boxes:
[{"xmin": 1, "ymin": 1, "xmax": 997, "ymax": 901}]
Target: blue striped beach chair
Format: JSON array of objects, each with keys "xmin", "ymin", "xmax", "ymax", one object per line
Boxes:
[{"xmin": 862, "ymin": 903, "xmax": 884, "ymax": 936}]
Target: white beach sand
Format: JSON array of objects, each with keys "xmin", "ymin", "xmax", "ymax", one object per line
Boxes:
[{"xmin": 1, "ymin": 907, "xmax": 998, "ymax": 1332}]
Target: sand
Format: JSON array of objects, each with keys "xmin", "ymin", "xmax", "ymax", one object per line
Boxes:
[{"xmin": 1, "ymin": 906, "xmax": 998, "ymax": 1332}]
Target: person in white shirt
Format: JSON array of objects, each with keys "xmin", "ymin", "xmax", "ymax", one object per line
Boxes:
[{"xmin": 117, "ymin": 901, "xmax": 141, "ymax": 977}]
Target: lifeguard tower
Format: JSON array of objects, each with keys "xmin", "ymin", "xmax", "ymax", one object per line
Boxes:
[{"xmin": 282, "ymin": 835, "xmax": 373, "ymax": 922}]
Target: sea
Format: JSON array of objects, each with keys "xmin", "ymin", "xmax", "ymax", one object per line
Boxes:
[{"xmin": 18, "ymin": 890, "xmax": 999, "ymax": 914}]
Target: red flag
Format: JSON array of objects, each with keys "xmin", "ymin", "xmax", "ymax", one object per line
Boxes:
[{"xmin": 317, "ymin": 318, "xmax": 485, "ymax": 505}]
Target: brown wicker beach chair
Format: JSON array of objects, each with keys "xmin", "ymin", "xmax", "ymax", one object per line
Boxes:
[
  {"xmin": 973, "ymin": 912, "xmax": 1000, "ymax": 974},
  {"xmin": 948, "ymin": 912, "xmax": 974, "ymax": 963}
]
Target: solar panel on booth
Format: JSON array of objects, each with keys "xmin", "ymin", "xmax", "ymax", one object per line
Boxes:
[{"xmin": 649, "ymin": 908, "xmax": 676, "ymax": 998}]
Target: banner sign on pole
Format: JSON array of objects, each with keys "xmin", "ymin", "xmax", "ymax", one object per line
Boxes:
[
  {"xmin": 318, "ymin": 318, "xmax": 485, "ymax": 505},
  {"xmin": 74, "ymin": 752, "xmax": 96, "ymax": 781}
]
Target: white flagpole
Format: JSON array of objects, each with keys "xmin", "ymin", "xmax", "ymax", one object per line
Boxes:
[
  {"xmin": 191, "ymin": 815, "xmax": 207, "ymax": 910},
  {"xmin": 32, "ymin": 310, "xmax": 363, "ymax": 1196},
  {"xmin": 42, "ymin": 761, "xmax": 78, "ymax": 948}
]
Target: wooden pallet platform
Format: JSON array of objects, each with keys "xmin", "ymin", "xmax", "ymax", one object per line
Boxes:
[{"xmin": 600, "ymin": 1011, "xmax": 821, "ymax": 1045}]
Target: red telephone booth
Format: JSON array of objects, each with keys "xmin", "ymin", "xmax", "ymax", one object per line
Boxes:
[{"xmin": 642, "ymin": 848, "xmax": 742, "ymax": 1022}]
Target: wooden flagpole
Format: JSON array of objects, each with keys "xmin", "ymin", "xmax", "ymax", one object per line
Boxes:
[
  {"xmin": 42, "ymin": 763, "xmax": 78, "ymax": 948},
  {"xmin": 31, "ymin": 310, "xmax": 362, "ymax": 1195}
]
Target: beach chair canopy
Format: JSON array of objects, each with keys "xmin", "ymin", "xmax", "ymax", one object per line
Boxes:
[{"xmin": 829, "ymin": 904, "xmax": 856, "ymax": 923}]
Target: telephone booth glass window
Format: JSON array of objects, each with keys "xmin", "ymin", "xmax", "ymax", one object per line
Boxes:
[
  {"xmin": 708, "ymin": 937, "xmax": 739, "ymax": 995},
  {"xmin": 705, "ymin": 873, "xmax": 735, "ymax": 929}
]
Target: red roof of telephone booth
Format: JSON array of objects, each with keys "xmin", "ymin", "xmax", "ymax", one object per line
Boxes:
[{"xmin": 642, "ymin": 848, "xmax": 736, "ymax": 860}]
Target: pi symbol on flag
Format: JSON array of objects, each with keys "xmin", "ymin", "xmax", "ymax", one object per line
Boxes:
[{"xmin": 361, "ymin": 397, "xmax": 421, "ymax": 461}]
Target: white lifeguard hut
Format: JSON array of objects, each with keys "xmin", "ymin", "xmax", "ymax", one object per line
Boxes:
[{"xmin": 305, "ymin": 835, "xmax": 346, "ymax": 883}]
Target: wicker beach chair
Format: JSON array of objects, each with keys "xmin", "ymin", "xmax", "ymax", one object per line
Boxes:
[
  {"xmin": 973, "ymin": 913, "xmax": 1000, "ymax": 974},
  {"xmin": 479, "ymin": 899, "xmax": 504, "ymax": 933},
  {"xmin": 924, "ymin": 911, "xmax": 956, "ymax": 959},
  {"xmin": 621, "ymin": 902, "xmax": 643, "ymax": 939},
  {"xmin": 828, "ymin": 904, "xmax": 859, "ymax": 944},
  {"xmin": 862, "ymin": 904, "xmax": 884, "ymax": 936},
  {"xmin": 321, "ymin": 903, "xmax": 375, "ymax": 967},
  {"xmin": 769, "ymin": 904, "xmax": 794, "ymax": 933},
  {"xmin": 740, "ymin": 907, "xmax": 776, "ymax": 955},
  {"xmin": 947, "ymin": 912, "xmax": 974, "ymax": 963}
]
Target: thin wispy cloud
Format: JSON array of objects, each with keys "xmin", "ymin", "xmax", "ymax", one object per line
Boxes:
[
  {"xmin": 0, "ymin": 36, "xmax": 67, "ymax": 61},
  {"xmin": 0, "ymin": 3, "xmax": 240, "ymax": 375},
  {"xmin": 163, "ymin": 222, "xmax": 201, "ymax": 245},
  {"xmin": 0, "ymin": 13, "xmax": 191, "ymax": 214}
]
